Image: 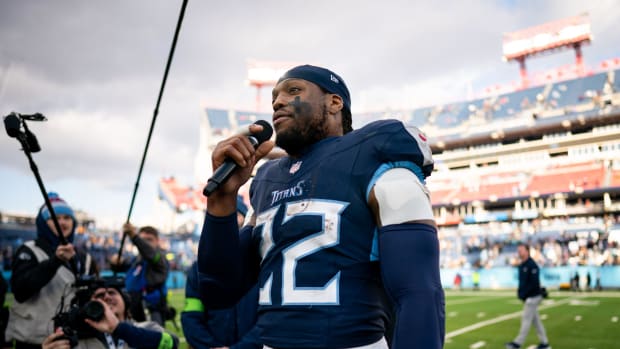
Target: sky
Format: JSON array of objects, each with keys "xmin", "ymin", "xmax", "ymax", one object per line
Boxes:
[{"xmin": 1, "ymin": 0, "xmax": 618, "ymax": 230}]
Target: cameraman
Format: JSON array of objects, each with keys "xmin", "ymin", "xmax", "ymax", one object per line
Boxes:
[
  {"xmin": 110, "ymin": 224, "xmax": 169, "ymax": 326},
  {"xmin": 6, "ymin": 193, "xmax": 98, "ymax": 349},
  {"xmin": 41, "ymin": 281, "xmax": 178, "ymax": 349}
]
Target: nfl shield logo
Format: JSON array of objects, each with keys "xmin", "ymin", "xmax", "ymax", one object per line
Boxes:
[{"xmin": 289, "ymin": 161, "xmax": 302, "ymax": 174}]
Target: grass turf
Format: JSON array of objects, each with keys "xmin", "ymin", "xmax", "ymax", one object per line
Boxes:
[{"xmin": 166, "ymin": 289, "xmax": 620, "ymax": 349}]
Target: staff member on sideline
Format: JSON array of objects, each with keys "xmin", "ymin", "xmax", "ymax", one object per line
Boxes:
[{"xmin": 505, "ymin": 243, "xmax": 550, "ymax": 349}]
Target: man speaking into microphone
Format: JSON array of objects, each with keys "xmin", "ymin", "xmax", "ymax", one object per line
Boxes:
[{"xmin": 197, "ymin": 65, "xmax": 444, "ymax": 349}]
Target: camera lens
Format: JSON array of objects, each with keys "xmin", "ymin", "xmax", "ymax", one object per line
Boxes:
[{"xmin": 82, "ymin": 301, "xmax": 105, "ymax": 321}]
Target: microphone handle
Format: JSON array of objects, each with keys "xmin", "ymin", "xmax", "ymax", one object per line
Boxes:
[
  {"xmin": 203, "ymin": 136, "xmax": 259, "ymax": 196},
  {"xmin": 203, "ymin": 160, "xmax": 236, "ymax": 196}
]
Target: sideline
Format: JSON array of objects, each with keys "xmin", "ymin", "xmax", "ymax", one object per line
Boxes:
[{"xmin": 448, "ymin": 296, "xmax": 512, "ymax": 305}]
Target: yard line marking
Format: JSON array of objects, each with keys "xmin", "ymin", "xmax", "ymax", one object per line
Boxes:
[
  {"xmin": 446, "ymin": 296, "xmax": 576, "ymax": 339},
  {"xmin": 469, "ymin": 340, "xmax": 486, "ymax": 348},
  {"xmin": 476, "ymin": 312, "xmax": 486, "ymax": 318},
  {"xmin": 450, "ymin": 296, "xmax": 512, "ymax": 305},
  {"xmin": 444, "ymin": 290, "xmax": 524, "ymax": 297},
  {"xmin": 445, "ymin": 290, "xmax": 620, "ymax": 298},
  {"xmin": 540, "ymin": 314, "xmax": 548, "ymax": 320},
  {"xmin": 567, "ymin": 292, "xmax": 620, "ymax": 298},
  {"xmin": 575, "ymin": 315, "xmax": 582, "ymax": 321},
  {"xmin": 612, "ymin": 316, "xmax": 618, "ymax": 323},
  {"xmin": 448, "ymin": 311, "xmax": 458, "ymax": 317},
  {"xmin": 569, "ymin": 300, "xmax": 600, "ymax": 306}
]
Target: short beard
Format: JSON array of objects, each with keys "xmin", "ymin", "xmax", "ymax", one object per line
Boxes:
[{"xmin": 276, "ymin": 104, "xmax": 330, "ymax": 156}]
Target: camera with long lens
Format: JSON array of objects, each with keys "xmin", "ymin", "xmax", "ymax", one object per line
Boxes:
[{"xmin": 52, "ymin": 276, "xmax": 114, "ymax": 347}]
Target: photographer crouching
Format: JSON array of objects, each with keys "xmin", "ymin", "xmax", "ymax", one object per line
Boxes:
[{"xmin": 41, "ymin": 278, "xmax": 178, "ymax": 349}]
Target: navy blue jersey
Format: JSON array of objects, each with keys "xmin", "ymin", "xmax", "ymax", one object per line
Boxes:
[{"xmin": 248, "ymin": 119, "xmax": 433, "ymax": 348}]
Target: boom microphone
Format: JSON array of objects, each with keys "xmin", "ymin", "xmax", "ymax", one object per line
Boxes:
[{"xmin": 203, "ymin": 120, "xmax": 273, "ymax": 197}]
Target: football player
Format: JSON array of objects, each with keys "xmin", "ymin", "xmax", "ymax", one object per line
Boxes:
[{"xmin": 198, "ymin": 65, "xmax": 444, "ymax": 349}]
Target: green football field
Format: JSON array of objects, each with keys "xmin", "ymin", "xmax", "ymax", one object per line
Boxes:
[{"xmin": 165, "ymin": 289, "xmax": 620, "ymax": 349}]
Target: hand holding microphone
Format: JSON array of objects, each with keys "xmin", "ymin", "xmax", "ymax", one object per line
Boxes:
[{"xmin": 203, "ymin": 120, "xmax": 274, "ymax": 196}]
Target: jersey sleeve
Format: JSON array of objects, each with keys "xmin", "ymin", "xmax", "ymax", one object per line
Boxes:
[
  {"xmin": 379, "ymin": 223, "xmax": 445, "ymax": 349},
  {"xmin": 373, "ymin": 121, "xmax": 434, "ymax": 178}
]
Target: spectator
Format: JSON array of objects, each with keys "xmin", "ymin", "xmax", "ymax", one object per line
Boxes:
[
  {"xmin": 6, "ymin": 193, "xmax": 98, "ymax": 349},
  {"xmin": 472, "ymin": 270, "xmax": 480, "ymax": 290},
  {"xmin": 595, "ymin": 270, "xmax": 602, "ymax": 291},
  {"xmin": 454, "ymin": 273, "xmax": 463, "ymax": 290},
  {"xmin": 571, "ymin": 272, "xmax": 580, "ymax": 292}
]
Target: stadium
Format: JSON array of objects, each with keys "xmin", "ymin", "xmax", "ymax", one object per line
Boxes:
[
  {"xmin": 155, "ymin": 14, "xmax": 620, "ymax": 348},
  {"xmin": 2, "ymin": 10, "xmax": 620, "ymax": 349}
]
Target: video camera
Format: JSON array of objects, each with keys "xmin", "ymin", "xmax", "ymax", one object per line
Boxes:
[{"xmin": 53, "ymin": 276, "xmax": 125, "ymax": 348}]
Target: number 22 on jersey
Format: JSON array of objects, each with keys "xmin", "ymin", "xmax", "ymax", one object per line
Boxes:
[{"xmin": 255, "ymin": 199, "xmax": 348, "ymax": 306}]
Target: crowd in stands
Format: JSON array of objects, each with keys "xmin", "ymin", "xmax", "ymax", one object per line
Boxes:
[
  {"xmin": 439, "ymin": 215, "xmax": 620, "ymax": 269},
  {"xmin": 3, "ymin": 216, "xmax": 619, "ymax": 274}
]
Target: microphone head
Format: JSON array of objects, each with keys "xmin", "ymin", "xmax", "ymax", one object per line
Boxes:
[
  {"xmin": 252, "ymin": 120, "xmax": 274, "ymax": 144},
  {"xmin": 4, "ymin": 114, "xmax": 22, "ymax": 138}
]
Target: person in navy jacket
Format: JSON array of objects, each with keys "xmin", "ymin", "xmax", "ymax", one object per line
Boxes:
[
  {"xmin": 505, "ymin": 243, "xmax": 549, "ymax": 349},
  {"xmin": 181, "ymin": 197, "xmax": 261, "ymax": 349}
]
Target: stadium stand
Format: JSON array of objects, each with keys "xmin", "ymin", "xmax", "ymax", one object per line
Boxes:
[
  {"xmin": 547, "ymin": 72, "xmax": 608, "ymax": 110},
  {"xmin": 490, "ymin": 85, "xmax": 545, "ymax": 119}
]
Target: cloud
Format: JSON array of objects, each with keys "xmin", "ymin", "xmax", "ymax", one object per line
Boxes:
[{"xmin": 1, "ymin": 0, "xmax": 619, "ymax": 226}]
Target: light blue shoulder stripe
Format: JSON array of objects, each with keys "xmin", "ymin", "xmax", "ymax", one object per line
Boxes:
[
  {"xmin": 365, "ymin": 161, "xmax": 425, "ymax": 202},
  {"xmin": 370, "ymin": 228, "xmax": 379, "ymax": 261}
]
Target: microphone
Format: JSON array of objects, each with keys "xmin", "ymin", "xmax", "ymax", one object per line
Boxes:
[{"xmin": 203, "ymin": 120, "xmax": 273, "ymax": 197}]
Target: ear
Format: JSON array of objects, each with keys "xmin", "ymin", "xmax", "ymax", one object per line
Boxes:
[{"xmin": 326, "ymin": 93, "xmax": 344, "ymax": 115}]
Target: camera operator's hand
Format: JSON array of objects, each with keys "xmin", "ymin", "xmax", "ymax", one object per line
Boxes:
[
  {"xmin": 84, "ymin": 299, "xmax": 120, "ymax": 333},
  {"xmin": 122, "ymin": 222, "xmax": 137, "ymax": 239},
  {"xmin": 42, "ymin": 328, "xmax": 71, "ymax": 349},
  {"xmin": 55, "ymin": 243, "xmax": 76, "ymax": 262}
]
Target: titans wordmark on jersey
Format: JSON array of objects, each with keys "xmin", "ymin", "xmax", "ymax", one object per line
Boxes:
[{"xmin": 249, "ymin": 119, "xmax": 433, "ymax": 348}]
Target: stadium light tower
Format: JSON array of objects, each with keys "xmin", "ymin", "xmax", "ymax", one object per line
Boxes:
[
  {"xmin": 502, "ymin": 13, "xmax": 592, "ymax": 89},
  {"xmin": 246, "ymin": 60, "xmax": 297, "ymax": 112}
]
